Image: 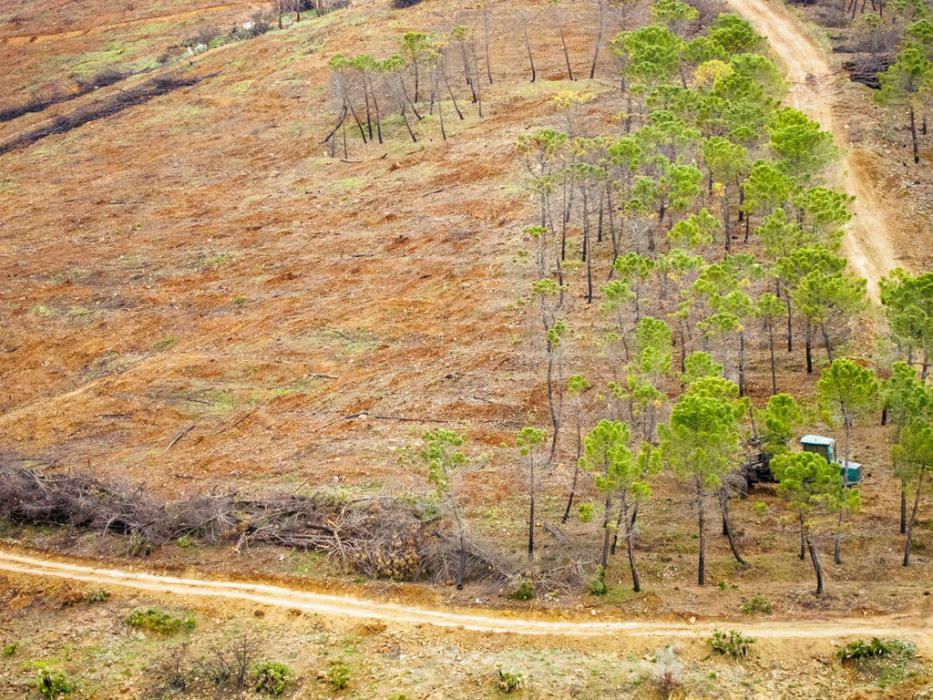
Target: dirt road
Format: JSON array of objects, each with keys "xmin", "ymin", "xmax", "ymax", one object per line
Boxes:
[
  {"xmin": 1, "ymin": 549, "xmax": 929, "ymax": 648},
  {"xmin": 726, "ymin": 0, "xmax": 900, "ymax": 300}
]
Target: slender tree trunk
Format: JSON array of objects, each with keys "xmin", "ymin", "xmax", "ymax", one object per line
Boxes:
[
  {"xmin": 723, "ymin": 190, "xmax": 731, "ymax": 252},
  {"xmin": 562, "ymin": 409, "xmax": 584, "ymax": 523},
  {"xmin": 546, "ymin": 343, "xmax": 560, "ymax": 462},
  {"xmin": 903, "ymin": 468, "xmax": 925, "ymax": 566},
  {"xmin": 559, "ymin": 25, "xmax": 575, "ymax": 81},
  {"xmin": 443, "ymin": 71, "xmax": 464, "ymax": 120},
  {"xmin": 600, "ymin": 492, "xmax": 613, "ymax": 570},
  {"xmin": 720, "ymin": 488, "xmax": 746, "ymax": 565},
  {"xmin": 696, "ymin": 478, "xmax": 706, "ymax": 586},
  {"xmin": 437, "ymin": 93, "xmax": 447, "ymax": 141},
  {"xmin": 400, "ymin": 107, "xmax": 417, "ymax": 142},
  {"xmin": 786, "ymin": 295, "xmax": 793, "ymax": 353},
  {"xmin": 767, "ymin": 319, "xmax": 777, "ymax": 394},
  {"xmin": 528, "ymin": 458, "xmax": 535, "ymax": 560},
  {"xmin": 482, "ymin": 0, "xmax": 493, "ymax": 84},
  {"xmin": 805, "ymin": 320, "xmax": 813, "ymax": 374},
  {"xmin": 583, "ymin": 192, "xmax": 593, "ymax": 304},
  {"xmin": 523, "ymin": 25, "xmax": 536, "ymax": 83},
  {"xmin": 738, "ymin": 331, "xmax": 746, "ymax": 396},
  {"xmin": 833, "ymin": 510, "xmax": 844, "ymax": 564},
  {"xmin": 806, "ymin": 530, "xmax": 824, "ymax": 595},
  {"xmin": 900, "ymin": 476, "xmax": 907, "ymax": 534},
  {"xmin": 453, "ymin": 507, "xmax": 466, "ymax": 589},
  {"xmin": 622, "ymin": 493, "xmax": 641, "ymax": 592},
  {"xmin": 820, "ymin": 323, "xmax": 834, "ymax": 362},
  {"xmin": 589, "ymin": 0, "xmax": 605, "ymax": 80},
  {"xmin": 798, "ymin": 512, "xmax": 806, "ymax": 560},
  {"xmin": 909, "ymin": 106, "xmax": 920, "ymax": 165}
]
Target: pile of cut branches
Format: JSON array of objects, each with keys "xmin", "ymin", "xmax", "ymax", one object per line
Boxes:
[{"xmin": 0, "ymin": 465, "xmax": 507, "ymax": 584}]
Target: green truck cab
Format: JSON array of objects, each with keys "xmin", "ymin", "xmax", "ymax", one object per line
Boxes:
[{"xmin": 800, "ymin": 434, "xmax": 862, "ymax": 486}]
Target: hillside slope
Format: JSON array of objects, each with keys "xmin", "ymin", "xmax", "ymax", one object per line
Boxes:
[{"xmin": 1, "ymin": 0, "xmax": 585, "ymax": 495}]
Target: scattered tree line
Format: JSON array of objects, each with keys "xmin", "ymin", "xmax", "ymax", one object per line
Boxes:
[{"xmin": 406, "ymin": 0, "xmax": 931, "ymax": 599}]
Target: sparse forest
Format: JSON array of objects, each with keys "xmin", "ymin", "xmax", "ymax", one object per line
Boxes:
[{"xmin": 314, "ymin": 0, "xmax": 932, "ymax": 598}]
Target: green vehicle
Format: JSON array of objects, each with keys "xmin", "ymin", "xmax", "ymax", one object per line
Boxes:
[{"xmin": 800, "ymin": 434, "xmax": 862, "ymax": 486}]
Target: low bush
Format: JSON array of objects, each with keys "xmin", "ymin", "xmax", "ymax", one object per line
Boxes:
[
  {"xmin": 35, "ymin": 668, "xmax": 75, "ymax": 698},
  {"xmin": 589, "ymin": 567, "xmax": 608, "ymax": 596},
  {"xmin": 513, "ymin": 579, "xmax": 535, "ymax": 601},
  {"xmin": 497, "ymin": 667, "xmax": 523, "ymax": 693},
  {"xmin": 327, "ymin": 660, "xmax": 351, "ymax": 690},
  {"xmin": 2, "ymin": 642, "xmax": 17, "ymax": 657},
  {"xmin": 87, "ymin": 589, "xmax": 110, "ymax": 603},
  {"xmin": 837, "ymin": 637, "xmax": 914, "ymax": 663},
  {"xmin": 124, "ymin": 608, "xmax": 195, "ymax": 635},
  {"xmin": 709, "ymin": 629, "xmax": 754, "ymax": 659},
  {"xmin": 739, "ymin": 595, "xmax": 772, "ymax": 615},
  {"xmin": 254, "ymin": 661, "xmax": 292, "ymax": 696}
]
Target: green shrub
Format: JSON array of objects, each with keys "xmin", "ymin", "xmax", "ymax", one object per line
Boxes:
[
  {"xmin": 837, "ymin": 638, "xmax": 918, "ymax": 689},
  {"xmin": 176, "ymin": 534, "xmax": 196, "ymax": 548},
  {"xmin": 35, "ymin": 668, "xmax": 75, "ymax": 698},
  {"xmin": 253, "ymin": 661, "xmax": 291, "ymax": 696},
  {"xmin": 497, "ymin": 668, "xmax": 523, "ymax": 693},
  {"xmin": 2, "ymin": 642, "xmax": 17, "ymax": 657},
  {"xmin": 124, "ymin": 608, "xmax": 195, "ymax": 635},
  {"xmin": 326, "ymin": 660, "xmax": 351, "ymax": 690},
  {"xmin": 739, "ymin": 595, "xmax": 773, "ymax": 615},
  {"xmin": 513, "ymin": 579, "xmax": 535, "ymax": 601},
  {"xmin": 837, "ymin": 637, "xmax": 915, "ymax": 662},
  {"xmin": 709, "ymin": 629, "xmax": 754, "ymax": 659},
  {"xmin": 753, "ymin": 501, "xmax": 768, "ymax": 517},
  {"xmin": 578, "ymin": 502, "xmax": 595, "ymax": 523},
  {"xmin": 87, "ymin": 589, "xmax": 110, "ymax": 603},
  {"xmin": 589, "ymin": 567, "xmax": 608, "ymax": 596}
]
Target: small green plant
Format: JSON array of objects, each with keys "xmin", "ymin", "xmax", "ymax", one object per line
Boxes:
[
  {"xmin": 87, "ymin": 589, "xmax": 110, "ymax": 603},
  {"xmin": 753, "ymin": 501, "xmax": 768, "ymax": 517},
  {"xmin": 253, "ymin": 661, "xmax": 291, "ymax": 696},
  {"xmin": 326, "ymin": 660, "xmax": 351, "ymax": 690},
  {"xmin": 35, "ymin": 668, "xmax": 75, "ymax": 698},
  {"xmin": 578, "ymin": 501, "xmax": 595, "ymax": 523},
  {"xmin": 124, "ymin": 608, "xmax": 195, "ymax": 635},
  {"xmin": 709, "ymin": 629, "xmax": 754, "ymax": 659},
  {"xmin": 739, "ymin": 595, "xmax": 773, "ymax": 615},
  {"xmin": 2, "ymin": 642, "xmax": 17, "ymax": 657},
  {"xmin": 837, "ymin": 637, "xmax": 903, "ymax": 662},
  {"xmin": 497, "ymin": 667, "xmax": 524, "ymax": 693},
  {"xmin": 589, "ymin": 567, "xmax": 608, "ymax": 596},
  {"xmin": 513, "ymin": 579, "xmax": 535, "ymax": 601},
  {"xmin": 176, "ymin": 534, "xmax": 196, "ymax": 549}
]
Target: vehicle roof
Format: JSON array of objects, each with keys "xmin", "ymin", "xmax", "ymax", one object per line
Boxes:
[{"xmin": 800, "ymin": 434, "xmax": 835, "ymax": 445}]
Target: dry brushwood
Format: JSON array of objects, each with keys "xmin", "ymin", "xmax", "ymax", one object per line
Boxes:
[{"xmin": 0, "ymin": 464, "xmax": 499, "ymax": 585}]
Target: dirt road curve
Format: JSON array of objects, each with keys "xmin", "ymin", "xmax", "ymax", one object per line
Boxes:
[
  {"xmin": 726, "ymin": 0, "xmax": 899, "ymax": 300},
  {"xmin": 1, "ymin": 549, "xmax": 930, "ymax": 647}
]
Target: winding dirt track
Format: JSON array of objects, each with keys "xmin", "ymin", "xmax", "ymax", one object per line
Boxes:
[
  {"xmin": 727, "ymin": 0, "xmax": 900, "ymax": 300},
  {"xmin": 1, "ymin": 549, "xmax": 930, "ymax": 647}
]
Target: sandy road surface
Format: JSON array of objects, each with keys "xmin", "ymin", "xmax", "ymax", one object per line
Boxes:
[
  {"xmin": 1, "ymin": 549, "xmax": 930, "ymax": 648},
  {"xmin": 727, "ymin": 0, "xmax": 900, "ymax": 300}
]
